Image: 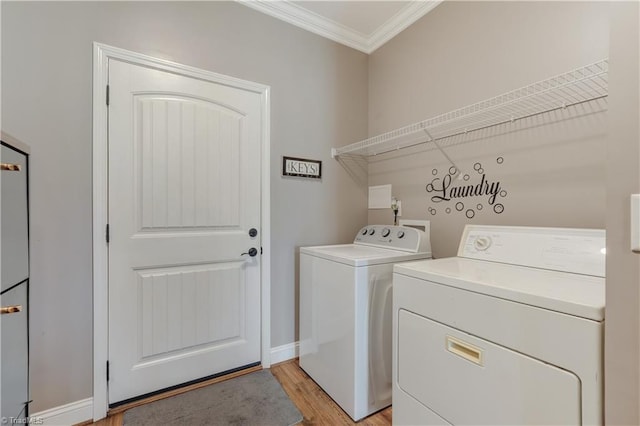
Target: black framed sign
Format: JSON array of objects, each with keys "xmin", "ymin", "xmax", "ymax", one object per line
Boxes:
[{"xmin": 282, "ymin": 156, "xmax": 322, "ymax": 179}]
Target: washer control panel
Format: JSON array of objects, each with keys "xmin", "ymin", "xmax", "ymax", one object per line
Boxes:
[{"xmin": 354, "ymin": 225, "xmax": 431, "ymax": 253}]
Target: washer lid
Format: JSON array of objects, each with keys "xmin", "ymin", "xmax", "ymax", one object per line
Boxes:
[
  {"xmin": 394, "ymin": 257, "xmax": 604, "ymax": 321},
  {"xmin": 300, "ymin": 244, "xmax": 432, "ymax": 267}
]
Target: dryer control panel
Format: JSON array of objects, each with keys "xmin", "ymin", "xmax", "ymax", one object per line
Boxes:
[
  {"xmin": 458, "ymin": 225, "xmax": 606, "ymax": 277},
  {"xmin": 354, "ymin": 225, "xmax": 431, "ymax": 254}
]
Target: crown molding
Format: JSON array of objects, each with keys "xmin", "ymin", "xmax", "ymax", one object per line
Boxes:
[
  {"xmin": 237, "ymin": 0, "xmax": 442, "ymax": 54},
  {"xmin": 238, "ymin": 0, "xmax": 370, "ymax": 52},
  {"xmin": 369, "ymin": 1, "xmax": 442, "ymax": 52}
]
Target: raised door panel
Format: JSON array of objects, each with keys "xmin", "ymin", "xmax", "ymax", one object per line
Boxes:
[
  {"xmin": 136, "ymin": 263, "xmax": 245, "ymax": 362},
  {"xmin": 135, "ymin": 96, "xmax": 241, "ymax": 232}
]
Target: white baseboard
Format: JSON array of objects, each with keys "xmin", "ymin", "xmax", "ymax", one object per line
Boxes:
[
  {"xmin": 270, "ymin": 341, "xmax": 299, "ymax": 364},
  {"xmin": 30, "ymin": 397, "xmax": 93, "ymax": 426}
]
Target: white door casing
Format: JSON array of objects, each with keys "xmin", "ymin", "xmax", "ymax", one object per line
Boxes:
[{"xmin": 93, "ymin": 44, "xmax": 271, "ymax": 418}]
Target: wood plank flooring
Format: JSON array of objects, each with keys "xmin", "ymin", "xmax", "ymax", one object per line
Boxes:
[
  {"xmin": 89, "ymin": 359, "xmax": 392, "ymax": 425},
  {"xmin": 271, "ymin": 359, "xmax": 392, "ymax": 425}
]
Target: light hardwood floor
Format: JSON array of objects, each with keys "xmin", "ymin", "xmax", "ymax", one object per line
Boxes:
[
  {"xmin": 89, "ymin": 359, "xmax": 392, "ymax": 425},
  {"xmin": 272, "ymin": 359, "xmax": 392, "ymax": 425}
]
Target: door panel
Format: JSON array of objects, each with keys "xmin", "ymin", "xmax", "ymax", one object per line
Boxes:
[
  {"xmin": 137, "ymin": 263, "xmax": 244, "ymax": 360},
  {"xmin": 135, "ymin": 95, "xmax": 241, "ymax": 231},
  {"xmin": 108, "ymin": 59, "xmax": 261, "ymax": 403}
]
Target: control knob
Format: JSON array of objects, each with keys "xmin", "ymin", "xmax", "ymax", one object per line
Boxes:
[
  {"xmin": 474, "ymin": 236, "xmax": 492, "ymax": 251},
  {"xmin": 382, "ymin": 228, "xmax": 391, "ymax": 238},
  {"xmin": 397, "ymin": 230, "xmax": 405, "ymax": 239}
]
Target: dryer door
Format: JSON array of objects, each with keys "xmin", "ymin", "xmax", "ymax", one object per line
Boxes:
[{"xmin": 397, "ymin": 310, "xmax": 581, "ymax": 425}]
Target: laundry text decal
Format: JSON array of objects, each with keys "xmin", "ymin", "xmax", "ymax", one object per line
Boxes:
[{"xmin": 425, "ymin": 158, "xmax": 508, "ymax": 218}]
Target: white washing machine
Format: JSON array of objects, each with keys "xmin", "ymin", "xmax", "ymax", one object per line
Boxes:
[
  {"xmin": 392, "ymin": 225, "xmax": 605, "ymax": 425},
  {"xmin": 300, "ymin": 224, "xmax": 432, "ymax": 421}
]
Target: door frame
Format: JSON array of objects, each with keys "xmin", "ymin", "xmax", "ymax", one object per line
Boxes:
[{"xmin": 91, "ymin": 43, "xmax": 271, "ymax": 420}]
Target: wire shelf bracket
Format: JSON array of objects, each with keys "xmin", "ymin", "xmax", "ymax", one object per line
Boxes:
[{"xmin": 331, "ymin": 59, "xmax": 609, "ymax": 159}]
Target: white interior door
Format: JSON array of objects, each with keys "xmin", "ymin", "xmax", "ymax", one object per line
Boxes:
[{"xmin": 107, "ymin": 58, "xmax": 262, "ymax": 404}]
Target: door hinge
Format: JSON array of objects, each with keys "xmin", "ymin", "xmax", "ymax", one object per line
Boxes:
[
  {"xmin": 106, "ymin": 360, "xmax": 110, "ymax": 381},
  {"xmin": 106, "ymin": 85, "xmax": 110, "ymax": 106},
  {"xmin": 106, "ymin": 224, "xmax": 110, "ymax": 243}
]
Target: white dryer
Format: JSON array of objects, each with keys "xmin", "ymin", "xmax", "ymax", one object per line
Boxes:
[
  {"xmin": 300, "ymin": 224, "xmax": 432, "ymax": 421},
  {"xmin": 393, "ymin": 225, "xmax": 605, "ymax": 425}
]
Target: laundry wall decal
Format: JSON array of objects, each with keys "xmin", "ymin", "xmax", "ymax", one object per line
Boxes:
[{"xmin": 425, "ymin": 157, "xmax": 508, "ymax": 218}]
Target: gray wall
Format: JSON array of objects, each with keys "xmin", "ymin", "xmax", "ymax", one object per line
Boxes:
[
  {"xmin": 366, "ymin": 1, "xmax": 609, "ymax": 258},
  {"xmin": 1, "ymin": 1, "xmax": 368, "ymax": 412},
  {"xmin": 5, "ymin": 0, "xmax": 636, "ymax": 419},
  {"xmin": 365, "ymin": 1, "xmax": 640, "ymax": 423},
  {"xmin": 605, "ymin": 2, "xmax": 640, "ymax": 423}
]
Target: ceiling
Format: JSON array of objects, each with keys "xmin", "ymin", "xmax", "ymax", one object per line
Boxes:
[{"xmin": 238, "ymin": 1, "xmax": 442, "ymax": 54}]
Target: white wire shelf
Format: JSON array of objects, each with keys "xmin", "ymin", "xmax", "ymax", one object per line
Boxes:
[{"xmin": 331, "ymin": 59, "xmax": 609, "ymax": 158}]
